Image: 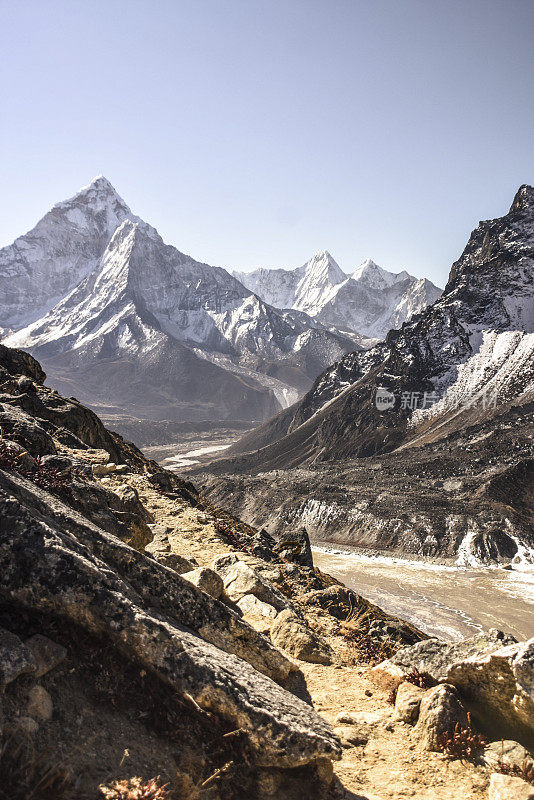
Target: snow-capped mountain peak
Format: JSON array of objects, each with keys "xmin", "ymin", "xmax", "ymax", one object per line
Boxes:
[
  {"xmin": 0, "ymin": 176, "xmax": 138, "ymax": 333},
  {"xmin": 302, "ymin": 250, "xmax": 345, "ymax": 283},
  {"xmin": 49, "ymin": 174, "xmax": 137, "ymax": 235},
  {"xmin": 351, "ymin": 258, "xmax": 410, "ymax": 289},
  {"xmin": 291, "ymin": 250, "xmax": 347, "ymax": 315},
  {"xmin": 237, "ymin": 250, "xmax": 441, "ymax": 338}
]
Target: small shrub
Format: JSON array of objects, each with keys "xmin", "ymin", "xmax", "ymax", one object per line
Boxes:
[
  {"xmin": 213, "ymin": 518, "xmax": 251, "ymax": 553},
  {"xmin": 404, "ymin": 669, "xmax": 434, "ymax": 690},
  {"xmin": 339, "ymin": 628, "xmax": 398, "ymax": 665},
  {"xmin": 497, "ymin": 753, "xmax": 534, "ymax": 785},
  {"xmin": 436, "ymin": 713, "xmax": 487, "ymax": 760},
  {"xmin": 0, "ymin": 438, "xmax": 73, "ymax": 494}
]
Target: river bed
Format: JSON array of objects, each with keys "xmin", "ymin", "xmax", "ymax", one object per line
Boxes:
[{"xmin": 313, "ymin": 546, "xmax": 534, "ymax": 641}]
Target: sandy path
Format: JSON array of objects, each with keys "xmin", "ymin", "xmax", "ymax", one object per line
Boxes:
[
  {"xmin": 302, "ymin": 662, "xmax": 489, "ymax": 799},
  {"xmin": 94, "ymin": 465, "xmax": 493, "ymax": 800}
]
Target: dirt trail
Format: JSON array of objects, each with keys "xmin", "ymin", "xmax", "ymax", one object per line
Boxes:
[
  {"xmin": 95, "ymin": 465, "xmax": 493, "ymax": 799},
  {"xmin": 303, "ymin": 663, "xmax": 488, "ymax": 799}
]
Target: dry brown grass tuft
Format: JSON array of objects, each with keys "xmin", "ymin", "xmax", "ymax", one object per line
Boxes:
[
  {"xmin": 100, "ymin": 776, "xmax": 170, "ymax": 799},
  {"xmin": 0, "ymin": 735, "xmax": 73, "ymax": 800}
]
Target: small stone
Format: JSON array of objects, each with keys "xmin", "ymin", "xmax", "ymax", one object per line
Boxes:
[
  {"xmin": 483, "ymin": 740, "xmax": 533, "ymax": 771},
  {"xmin": 412, "ymin": 684, "xmax": 467, "ymax": 751},
  {"xmin": 93, "ymin": 462, "xmax": 116, "ymax": 477},
  {"xmin": 25, "ymin": 635, "xmax": 66, "ymax": 678},
  {"xmin": 314, "ymin": 757, "xmax": 334, "ymax": 786},
  {"xmin": 256, "ymin": 769, "xmax": 282, "ymax": 796},
  {"xmin": 27, "ymin": 685, "xmax": 53, "ymax": 720},
  {"xmin": 92, "ymin": 464, "xmax": 108, "ymax": 477},
  {"xmin": 15, "ymin": 716, "xmax": 39, "ymax": 735},
  {"xmin": 17, "ymin": 376, "xmax": 35, "ymax": 392},
  {"xmin": 114, "ymin": 484, "xmax": 139, "ymax": 504},
  {"xmin": 335, "ymin": 712, "xmax": 358, "ymax": 725},
  {"xmin": 181, "ymin": 568, "xmax": 224, "ymax": 600},
  {"xmin": 371, "ymin": 661, "xmax": 406, "ymax": 690},
  {"xmin": 489, "ymin": 773, "xmax": 534, "ymax": 800},
  {"xmin": 333, "ymin": 725, "xmax": 369, "ymax": 748},
  {"xmin": 145, "ymin": 541, "xmax": 194, "ymax": 574},
  {"xmin": 0, "ymin": 627, "xmax": 36, "ymax": 686},
  {"xmin": 394, "ymin": 681, "xmax": 425, "ymax": 724},
  {"xmin": 114, "ymin": 464, "xmax": 129, "ymax": 474}
]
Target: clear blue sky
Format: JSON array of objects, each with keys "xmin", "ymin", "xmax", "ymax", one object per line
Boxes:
[{"xmin": 1, "ymin": 0, "xmax": 533, "ymax": 286}]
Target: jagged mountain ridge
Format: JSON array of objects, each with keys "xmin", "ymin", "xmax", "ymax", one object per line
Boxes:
[
  {"xmin": 206, "ymin": 185, "xmax": 534, "ymax": 471},
  {"xmin": 1, "ymin": 178, "xmax": 360, "ymax": 425},
  {"xmin": 235, "ymin": 254, "xmax": 442, "ymax": 339}
]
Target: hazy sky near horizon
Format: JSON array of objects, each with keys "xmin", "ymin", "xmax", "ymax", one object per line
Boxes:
[{"xmin": 1, "ymin": 0, "xmax": 533, "ymax": 286}]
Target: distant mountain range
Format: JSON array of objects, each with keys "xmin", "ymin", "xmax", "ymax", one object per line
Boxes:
[
  {"xmin": 235, "ymin": 253, "xmax": 442, "ymax": 339},
  {"xmin": 0, "ymin": 177, "xmax": 439, "ymax": 426}
]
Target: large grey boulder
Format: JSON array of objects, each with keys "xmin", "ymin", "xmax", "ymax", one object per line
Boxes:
[
  {"xmin": 0, "ymin": 472, "xmax": 341, "ymax": 770},
  {"xmin": 372, "ymin": 630, "xmax": 516, "ymax": 687},
  {"xmin": 411, "ymin": 684, "xmax": 467, "ymax": 751},
  {"xmin": 270, "ymin": 610, "xmax": 334, "ymax": 665},
  {"xmin": 211, "ymin": 553, "xmax": 292, "ymax": 612},
  {"xmin": 446, "ymin": 638, "xmax": 534, "ymax": 743}
]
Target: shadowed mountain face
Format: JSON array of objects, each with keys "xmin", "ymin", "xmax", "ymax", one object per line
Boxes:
[
  {"xmin": 203, "ymin": 185, "xmax": 534, "ymax": 473},
  {"xmin": 1, "ymin": 178, "xmax": 362, "ymax": 425},
  {"xmin": 198, "ymin": 187, "xmax": 534, "ymax": 564}
]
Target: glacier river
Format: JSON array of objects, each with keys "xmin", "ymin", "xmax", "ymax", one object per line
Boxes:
[{"xmin": 312, "ymin": 546, "xmax": 534, "ymax": 642}]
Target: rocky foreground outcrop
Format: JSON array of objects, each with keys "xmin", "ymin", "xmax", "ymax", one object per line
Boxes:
[
  {"xmin": 0, "ymin": 345, "xmax": 341, "ymax": 798},
  {"xmin": 2, "ymin": 342, "xmax": 534, "ymax": 799},
  {"xmin": 373, "ymin": 632, "xmax": 534, "ymax": 749}
]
